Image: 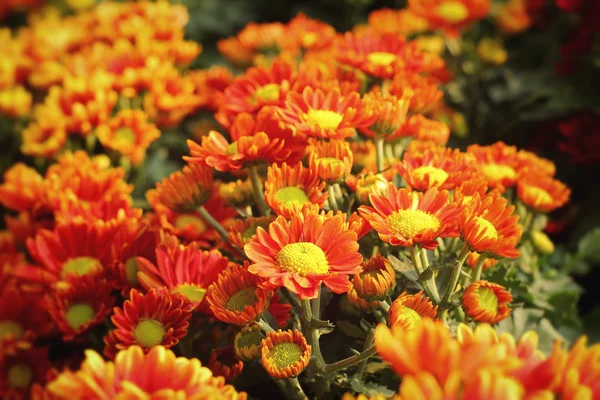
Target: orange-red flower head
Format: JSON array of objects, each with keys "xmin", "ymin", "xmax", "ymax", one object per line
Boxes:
[
  {"xmin": 352, "ymin": 254, "xmax": 396, "ymax": 302},
  {"xmin": 389, "ymin": 291, "xmax": 438, "ymax": 330},
  {"xmin": 155, "ymin": 163, "xmax": 213, "ymax": 213},
  {"xmin": 261, "ymin": 329, "xmax": 311, "ymax": 379},
  {"xmin": 408, "ymin": 0, "xmax": 491, "ymax": 37},
  {"xmin": 463, "ymin": 280, "xmax": 512, "ymax": 323},
  {"xmin": 517, "ymin": 173, "xmax": 570, "ymax": 213},
  {"xmin": 307, "ymin": 139, "xmax": 354, "ymax": 183}
]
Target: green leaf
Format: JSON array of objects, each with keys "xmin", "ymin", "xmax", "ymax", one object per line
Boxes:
[
  {"xmin": 337, "ymin": 321, "xmax": 367, "ymax": 340},
  {"xmin": 578, "ymin": 227, "xmax": 600, "ymax": 264},
  {"xmin": 349, "ymin": 378, "xmax": 396, "ymax": 397}
]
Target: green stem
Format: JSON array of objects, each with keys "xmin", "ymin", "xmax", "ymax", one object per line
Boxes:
[
  {"xmin": 288, "ymin": 377, "xmax": 309, "ymax": 400},
  {"xmin": 440, "ymin": 244, "xmax": 470, "ymax": 309},
  {"xmin": 301, "ymin": 298, "xmax": 326, "ymax": 369},
  {"xmin": 472, "ymin": 254, "xmax": 486, "ymax": 282},
  {"xmin": 410, "ymin": 246, "xmax": 440, "ymax": 304},
  {"xmin": 420, "ymin": 249, "xmax": 440, "ymax": 301},
  {"xmin": 356, "ymin": 329, "xmax": 376, "ymax": 379},
  {"xmin": 379, "ymin": 301, "xmax": 390, "ymax": 314},
  {"xmin": 198, "ymin": 206, "xmax": 244, "ymax": 257},
  {"xmin": 248, "ymin": 165, "xmax": 269, "ymax": 216},
  {"xmin": 321, "ymin": 345, "xmax": 377, "ymax": 374},
  {"xmin": 375, "ymin": 135, "xmax": 385, "ymax": 173},
  {"xmin": 257, "ymin": 318, "xmax": 275, "ymax": 332},
  {"xmin": 327, "ymin": 184, "xmax": 339, "ymax": 212}
]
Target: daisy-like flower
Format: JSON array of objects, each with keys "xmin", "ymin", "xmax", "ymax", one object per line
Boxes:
[
  {"xmin": 20, "ymin": 120, "xmax": 67, "ymax": 159},
  {"xmin": 462, "ymin": 280, "xmax": 512, "ymax": 323},
  {"xmin": 0, "ymin": 163, "xmax": 44, "ymax": 213},
  {"xmin": 234, "ymin": 325, "xmax": 266, "ymax": 361},
  {"xmin": 245, "ymin": 211, "xmax": 362, "ymax": 299},
  {"xmin": 346, "ymin": 287, "xmax": 379, "ymax": 311},
  {"xmin": 208, "ymin": 348, "xmax": 244, "ymax": 381},
  {"xmin": 397, "ymin": 147, "xmax": 477, "ymax": 191},
  {"xmin": 459, "ymin": 193, "xmax": 522, "ymax": 258},
  {"xmin": 155, "ymin": 163, "xmax": 213, "ymax": 213},
  {"xmin": 0, "ymin": 85, "xmax": 31, "ymax": 118},
  {"xmin": 497, "ymin": 0, "xmax": 532, "ymax": 35},
  {"xmin": 47, "ymin": 345, "xmax": 247, "ymax": 399},
  {"xmin": 264, "ymin": 162, "xmax": 328, "ymax": 219},
  {"xmin": 352, "ymin": 254, "xmax": 396, "ymax": 302},
  {"xmin": 96, "ymin": 109, "xmax": 161, "ymax": 166},
  {"xmin": 219, "ymin": 179, "xmax": 255, "ymax": 208},
  {"xmin": 389, "ymin": 71, "xmax": 444, "ymax": 113},
  {"xmin": 228, "ymin": 216, "xmax": 276, "ymax": 250},
  {"xmin": 0, "ymin": 347, "xmax": 52, "ymax": 400},
  {"xmin": 261, "ymin": 330, "xmax": 311, "ymax": 379},
  {"xmin": 453, "ymin": 177, "xmax": 490, "ymax": 207},
  {"xmin": 368, "ymin": 8, "xmax": 429, "ymax": 36},
  {"xmin": 137, "ymin": 236, "xmax": 229, "ymax": 310},
  {"xmin": 45, "ymin": 276, "xmax": 115, "ymax": 341},
  {"xmin": 206, "ymin": 264, "xmax": 272, "ymax": 325},
  {"xmin": 358, "ymin": 184, "xmax": 460, "ymax": 250},
  {"xmin": 408, "ymin": 0, "xmax": 491, "ymax": 37},
  {"xmin": 275, "ymin": 87, "xmax": 375, "ymax": 140},
  {"xmin": 359, "ymin": 91, "xmax": 410, "ymax": 140},
  {"xmin": 307, "ymin": 139, "xmax": 354, "ymax": 183},
  {"xmin": 516, "ymin": 149, "xmax": 556, "ymax": 177},
  {"xmin": 189, "ymin": 66, "xmax": 233, "ymax": 111},
  {"xmin": 388, "ymin": 291, "xmax": 438, "ymax": 330},
  {"xmin": 282, "ymin": 13, "xmax": 337, "ymax": 53},
  {"xmin": 352, "ymin": 173, "xmax": 389, "ymax": 204},
  {"xmin": 400, "ymin": 115, "xmax": 450, "ymax": 145},
  {"xmin": 106, "ymin": 289, "xmax": 191, "ymax": 358},
  {"xmin": 466, "ymin": 142, "xmax": 520, "ymax": 192},
  {"xmin": 517, "ymin": 173, "xmax": 570, "ymax": 213}
]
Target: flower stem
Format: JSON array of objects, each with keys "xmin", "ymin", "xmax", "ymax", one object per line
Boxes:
[
  {"xmin": 356, "ymin": 329, "xmax": 376, "ymax": 379},
  {"xmin": 301, "ymin": 298, "xmax": 326, "ymax": 369},
  {"xmin": 379, "ymin": 300, "xmax": 390, "ymax": 314},
  {"xmin": 410, "ymin": 246, "xmax": 440, "ymax": 304},
  {"xmin": 375, "ymin": 135, "xmax": 385, "ymax": 173},
  {"xmin": 327, "ymin": 184, "xmax": 339, "ymax": 212},
  {"xmin": 440, "ymin": 244, "xmax": 470, "ymax": 309},
  {"xmin": 321, "ymin": 345, "xmax": 378, "ymax": 374},
  {"xmin": 257, "ymin": 318, "xmax": 275, "ymax": 332},
  {"xmin": 472, "ymin": 254, "xmax": 486, "ymax": 282},
  {"xmin": 420, "ymin": 248, "xmax": 440, "ymax": 301},
  {"xmin": 248, "ymin": 165, "xmax": 269, "ymax": 216},
  {"xmin": 197, "ymin": 206, "xmax": 244, "ymax": 257}
]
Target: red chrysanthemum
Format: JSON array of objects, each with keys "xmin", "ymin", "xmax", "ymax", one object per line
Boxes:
[
  {"xmin": 155, "ymin": 163, "xmax": 213, "ymax": 213},
  {"xmin": 208, "ymin": 348, "xmax": 244, "ymax": 381},
  {"xmin": 0, "ymin": 346, "xmax": 52, "ymax": 399}
]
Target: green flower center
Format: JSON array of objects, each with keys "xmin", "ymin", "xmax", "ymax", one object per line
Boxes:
[
  {"xmin": 174, "ymin": 215, "xmax": 207, "ymax": 233},
  {"xmin": 366, "ymin": 52, "xmax": 397, "ymax": 66},
  {"xmin": 0, "ymin": 320, "xmax": 25, "ymax": 340},
  {"xmin": 436, "ymin": 1, "xmax": 469, "ymax": 23},
  {"xmin": 7, "ymin": 363, "xmax": 32, "ymax": 389},
  {"xmin": 387, "ymin": 209, "xmax": 441, "ymax": 239},
  {"xmin": 124, "ymin": 257, "xmax": 140, "ymax": 286},
  {"xmin": 133, "ymin": 319, "xmax": 166, "ymax": 348},
  {"xmin": 114, "ymin": 127, "xmax": 136, "ymax": 144},
  {"xmin": 226, "ymin": 141, "xmax": 239, "ymax": 155},
  {"xmin": 474, "ymin": 217, "xmax": 498, "ymax": 240},
  {"xmin": 236, "ymin": 328, "xmax": 264, "ymax": 349},
  {"xmin": 394, "ymin": 306, "xmax": 423, "ymax": 330},
  {"xmin": 242, "ymin": 227, "xmax": 258, "ymax": 242},
  {"xmin": 61, "ymin": 257, "xmax": 103, "ymax": 279},
  {"xmin": 412, "ymin": 166, "xmax": 449, "ymax": 187},
  {"xmin": 254, "ymin": 83, "xmax": 281, "ymax": 102},
  {"xmin": 306, "ymin": 109, "xmax": 343, "ymax": 131},
  {"xmin": 477, "ymin": 287, "xmax": 498, "ymax": 313},
  {"xmin": 226, "ymin": 287, "xmax": 258, "ymax": 312},
  {"xmin": 65, "ymin": 303, "xmax": 95, "ymax": 331},
  {"xmin": 274, "ymin": 186, "xmax": 310, "ymax": 207},
  {"xmin": 171, "ymin": 284, "xmax": 206, "ymax": 303},
  {"xmin": 277, "ymin": 242, "xmax": 329, "ymax": 275},
  {"xmin": 269, "ymin": 342, "xmax": 304, "ymax": 369}
]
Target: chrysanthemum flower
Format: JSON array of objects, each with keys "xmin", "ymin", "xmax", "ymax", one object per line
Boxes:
[
  {"xmin": 352, "ymin": 254, "xmax": 396, "ymax": 302},
  {"xmin": 307, "ymin": 139, "xmax": 354, "ymax": 183},
  {"xmin": 275, "ymin": 87, "xmax": 375, "ymax": 140},
  {"xmin": 0, "ymin": 163, "xmax": 44, "ymax": 213},
  {"xmin": 400, "ymin": 115, "xmax": 450, "ymax": 145},
  {"xmin": 45, "ymin": 276, "xmax": 115, "ymax": 341},
  {"xmin": 466, "ymin": 142, "xmax": 520, "ymax": 192},
  {"xmin": 217, "ymin": 37, "xmax": 254, "ymax": 67},
  {"xmin": 228, "ymin": 216, "xmax": 276, "ymax": 250},
  {"xmin": 389, "ymin": 72, "xmax": 444, "ymax": 113},
  {"xmin": 206, "ymin": 264, "xmax": 272, "ymax": 325},
  {"xmin": 245, "ymin": 211, "xmax": 362, "ymax": 299},
  {"xmin": 0, "ymin": 85, "xmax": 31, "ymax": 118},
  {"xmin": 107, "ymin": 289, "xmax": 191, "ymax": 358},
  {"xmin": 497, "ymin": 0, "xmax": 532, "ymax": 35},
  {"xmin": 352, "ymin": 173, "xmax": 389, "ymax": 205},
  {"xmin": 466, "ymin": 251, "xmax": 498, "ymax": 271},
  {"xmin": 517, "ymin": 173, "xmax": 570, "ymax": 213},
  {"xmin": 96, "ymin": 109, "xmax": 160, "ymax": 166},
  {"xmin": 358, "ymin": 184, "xmax": 460, "ymax": 249},
  {"xmin": 155, "ymin": 163, "xmax": 213, "ymax": 213},
  {"xmin": 516, "ymin": 150, "xmax": 556, "ymax": 177},
  {"xmin": 346, "ymin": 287, "xmax": 379, "ymax": 311},
  {"xmin": 234, "ymin": 326, "xmax": 265, "ymax": 362},
  {"xmin": 137, "ymin": 236, "xmax": 229, "ymax": 310},
  {"xmin": 261, "ymin": 330, "xmax": 311, "ymax": 379},
  {"xmin": 237, "ymin": 21, "xmax": 285, "ymax": 53},
  {"xmin": 219, "ymin": 179, "xmax": 255, "ymax": 208},
  {"xmin": 408, "ymin": 0, "xmax": 491, "ymax": 37},
  {"xmin": 368, "ymin": 8, "xmax": 429, "ymax": 36},
  {"xmin": 47, "ymin": 345, "xmax": 247, "ymax": 399},
  {"xmin": 453, "ymin": 177, "xmax": 490, "ymax": 207},
  {"xmin": 109, "ymin": 225, "xmax": 159, "ymax": 291},
  {"xmin": 208, "ymin": 348, "xmax": 244, "ymax": 381},
  {"xmin": 264, "ymin": 162, "xmax": 328, "ymax": 219},
  {"xmin": 397, "ymin": 147, "xmax": 478, "ymax": 191},
  {"xmin": 388, "ymin": 291, "xmax": 438, "ymax": 330},
  {"xmin": 282, "ymin": 13, "xmax": 337, "ymax": 52},
  {"xmin": 188, "ymin": 66, "xmax": 233, "ymax": 111},
  {"xmin": 0, "ymin": 347, "xmax": 52, "ymax": 400},
  {"xmin": 463, "ymin": 280, "xmax": 512, "ymax": 323},
  {"xmin": 359, "ymin": 91, "xmax": 410, "ymax": 139},
  {"xmin": 20, "ymin": 120, "xmax": 67, "ymax": 159},
  {"xmin": 459, "ymin": 193, "xmax": 522, "ymax": 258},
  {"xmin": 268, "ymin": 293, "xmax": 293, "ymax": 329}
]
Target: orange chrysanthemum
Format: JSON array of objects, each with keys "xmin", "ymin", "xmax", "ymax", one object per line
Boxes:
[
  {"xmin": 497, "ymin": 0, "xmax": 532, "ymax": 35},
  {"xmin": 466, "ymin": 251, "xmax": 498, "ymax": 271},
  {"xmin": 261, "ymin": 330, "xmax": 311, "ymax": 379},
  {"xmin": 517, "ymin": 173, "xmax": 570, "ymax": 213},
  {"xmin": 408, "ymin": 0, "xmax": 491, "ymax": 37},
  {"xmin": 352, "ymin": 254, "xmax": 396, "ymax": 302},
  {"xmin": 208, "ymin": 348, "xmax": 244, "ymax": 381},
  {"xmin": 96, "ymin": 109, "xmax": 161, "ymax": 166},
  {"xmin": 188, "ymin": 66, "xmax": 233, "ymax": 111},
  {"xmin": 155, "ymin": 163, "xmax": 213, "ymax": 213},
  {"xmin": 275, "ymin": 87, "xmax": 375, "ymax": 140},
  {"xmin": 400, "ymin": 114, "xmax": 450, "ymax": 145},
  {"xmin": 106, "ymin": 289, "xmax": 191, "ymax": 358},
  {"xmin": 359, "ymin": 91, "xmax": 410, "ymax": 139},
  {"xmin": 237, "ymin": 22, "xmax": 285, "ymax": 53},
  {"xmin": 217, "ymin": 37, "xmax": 254, "ymax": 67},
  {"xmin": 388, "ymin": 291, "xmax": 438, "ymax": 330},
  {"xmin": 47, "ymin": 345, "xmax": 247, "ymax": 399},
  {"xmin": 0, "ymin": 85, "xmax": 31, "ymax": 118},
  {"xmin": 282, "ymin": 13, "xmax": 337, "ymax": 52},
  {"xmin": 234, "ymin": 326, "xmax": 265, "ymax": 361},
  {"xmin": 368, "ymin": 8, "xmax": 429, "ymax": 36},
  {"xmin": 264, "ymin": 162, "xmax": 328, "ymax": 219},
  {"xmin": 352, "ymin": 173, "xmax": 390, "ymax": 205},
  {"xmin": 462, "ymin": 280, "xmax": 512, "ymax": 323},
  {"xmin": 516, "ymin": 150, "xmax": 556, "ymax": 177},
  {"xmin": 20, "ymin": 119, "xmax": 68, "ymax": 159},
  {"xmin": 466, "ymin": 142, "xmax": 520, "ymax": 192},
  {"xmin": 206, "ymin": 264, "xmax": 272, "ymax": 325},
  {"xmin": 245, "ymin": 212, "xmax": 362, "ymax": 299},
  {"xmin": 389, "ymin": 72, "xmax": 444, "ymax": 113},
  {"xmin": 358, "ymin": 184, "xmax": 460, "ymax": 249},
  {"xmin": 0, "ymin": 163, "xmax": 44, "ymax": 213},
  {"xmin": 453, "ymin": 177, "xmax": 490, "ymax": 207},
  {"xmin": 218, "ymin": 179, "xmax": 255, "ymax": 208},
  {"xmin": 307, "ymin": 139, "xmax": 354, "ymax": 183},
  {"xmin": 397, "ymin": 147, "xmax": 477, "ymax": 191},
  {"xmin": 228, "ymin": 216, "xmax": 276, "ymax": 250},
  {"xmin": 459, "ymin": 193, "xmax": 522, "ymax": 258},
  {"xmin": 45, "ymin": 276, "xmax": 115, "ymax": 341}
]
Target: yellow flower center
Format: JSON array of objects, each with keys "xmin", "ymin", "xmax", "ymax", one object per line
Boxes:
[
  {"xmin": 436, "ymin": 1, "xmax": 469, "ymax": 23},
  {"xmin": 124, "ymin": 257, "xmax": 140, "ymax": 286},
  {"xmin": 254, "ymin": 83, "xmax": 281, "ymax": 102},
  {"xmin": 302, "ymin": 32, "xmax": 319, "ymax": 48},
  {"xmin": 226, "ymin": 141, "xmax": 239, "ymax": 155},
  {"xmin": 523, "ymin": 186, "xmax": 553, "ymax": 208},
  {"xmin": 394, "ymin": 306, "xmax": 423, "ymax": 330},
  {"xmin": 274, "ymin": 186, "xmax": 310, "ymax": 207},
  {"xmin": 65, "ymin": 303, "xmax": 95, "ymax": 331},
  {"xmin": 226, "ymin": 287, "xmax": 258, "ymax": 312},
  {"xmin": 277, "ymin": 242, "xmax": 329, "ymax": 275},
  {"xmin": 7, "ymin": 363, "xmax": 32, "ymax": 389},
  {"xmin": 269, "ymin": 342, "xmax": 304, "ymax": 369},
  {"xmin": 0, "ymin": 320, "xmax": 24, "ymax": 340},
  {"xmin": 171, "ymin": 284, "xmax": 206, "ymax": 303},
  {"xmin": 481, "ymin": 163, "xmax": 516, "ymax": 184},
  {"xmin": 387, "ymin": 209, "xmax": 441, "ymax": 239},
  {"xmin": 477, "ymin": 287, "xmax": 498, "ymax": 313},
  {"xmin": 367, "ymin": 52, "xmax": 397, "ymax": 66},
  {"xmin": 114, "ymin": 127, "xmax": 136, "ymax": 144},
  {"xmin": 61, "ymin": 256, "xmax": 103, "ymax": 279},
  {"xmin": 133, "ymin": 319, "xmax": 166, "ymax": 348},
  {"xmin": 174, "ymin": 215, "xmax": 207, "ymax": 233},
  {"xmin": 412, "ymin": 166, "xmax": 449, "ymax": 187},
  {"xmin": 474, "ymin": 217, "xmax": 498, "ymax": 240},
  {"xmin": 306, "ymin": 109, "xmax": 343, "ymax": 131}
]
